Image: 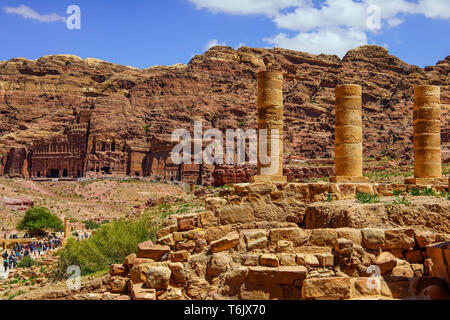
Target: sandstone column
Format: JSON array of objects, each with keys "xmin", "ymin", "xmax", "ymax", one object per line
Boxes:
[
  {"xmin": 250, "ymin": 68, "xmax": 287, "ymax": 183},
  {"xmin": 331, "ymin": 84, "xmax": 368, "ymax": 183},
  {"xmin": 406, "ymin": 85, "xmax": 443, "ymax": 184},
  {"xmin": 64, "ymin": 218, "xmax": 70, "ymax": 240}
]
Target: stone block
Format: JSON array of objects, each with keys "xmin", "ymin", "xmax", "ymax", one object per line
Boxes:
[
  {"xmin": 269, "ymin": 227, "xmax": 310, "ymax": 247},
  {"xmin": 138, "ymin": 244, "xmax": 171, "ymax": 261},
  {"xmin": 210, "ymin": 231, "xmax": 240, "ymax": 253},
  {"xmin": 362, "ymin": 228, "xmax": 385, "ymax": 250},
  {"xmin": 301, "ymin": 277, "xmax": 352, "ymax": 300},
  {"xmin": 260, "ymin": 254, "xmax": 279, "ymax": 267}
]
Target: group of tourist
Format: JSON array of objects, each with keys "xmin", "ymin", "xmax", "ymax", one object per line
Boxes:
[
  {"xmin": 1, "ymin": 235, "xmax": 62, "ymax": 271},
  {"xmin": 74, "ymin": 232, "xmax": 91, "ymax": 241}
]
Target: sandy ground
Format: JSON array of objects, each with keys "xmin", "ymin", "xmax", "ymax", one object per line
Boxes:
[{"xmin": 0, "ymin": 178, "xmax": 187, "ymax": 231}]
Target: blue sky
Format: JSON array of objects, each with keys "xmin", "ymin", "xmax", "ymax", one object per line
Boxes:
[{"xmin": 0, "ymin": 0, "xmax": 449, "ymax": 69}]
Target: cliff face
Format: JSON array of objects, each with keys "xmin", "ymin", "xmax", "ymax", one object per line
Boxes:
[{"xmin": 0, "ymin": 45, "xmax": 449, "ymax": 167}]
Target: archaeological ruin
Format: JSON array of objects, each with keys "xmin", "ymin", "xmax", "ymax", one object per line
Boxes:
[
  {"xmin": 0, "ymin": 110, "xmax": 213, "ymax": 184},
  {"xmin": 250, "ymin": 68, "xmax": 287, "ymax": 184}
]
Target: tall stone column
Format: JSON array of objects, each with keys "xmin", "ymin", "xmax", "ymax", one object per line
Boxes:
[
  {"xmin": 250, "ymin": 68, "xmax": 287, "ymax": 183},
  {"xmin": 331, "ymin": 84, "xmax": 368, "ymax": 183},
  {"xmin": 406, "ymin": 85, "xmax": 444, "ymax": 185},
  {"xmin": 64, "ymin": 218, "xmax": 70, "ymax": 240}
]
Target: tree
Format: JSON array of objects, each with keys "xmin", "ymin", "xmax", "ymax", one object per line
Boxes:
[{"xmin": 17, "ymin": 207, "xmax": 64, "ymax": 236}]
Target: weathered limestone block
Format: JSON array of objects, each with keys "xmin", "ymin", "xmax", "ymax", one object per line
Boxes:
[
  {"xmin": 426, "ymin": 242, "xmax": 450, "ymax": 285},
  {"xmin": 241, "ymin": 254, "xmax": 261, "ymax": 266},
  {"xmin": 158, "ymin": 288, "xmax": 184, "ymax": 300},
  {"xmin": 332, "ymin": 84, "xmax": 368, "ymax": 183},
  {"xmin": 382, "ymin": 228, "xmax": 415, "ymax": 250},
  {"xmin": 260, "ymin": 254, "xmax": 279, "ymax": 267},
  {"xmin": 375, "ymin": 252, "xmax": 397, "ymax": 275},
  {"xmin": 234, "ymin": 182, "xmax": 277, "ymax": 196},
  {"xmin": 355, "ymin": 183, "xmax": 374, "ymax": 195},
  {"xmin": 362, "ymin": 228, "xmax": 385, "ymax": 250},
  {"xmin": 205, "ymin": 197, "xmax": 227, "ymax": 213},
  {"xmin": 186, "ymin": 278, "xmax": 211, "ymax": 300},
  {"xmin": 334, "ymin": 238, "xmax": 354, "ymax": 256},
  {"xmin": 129, "ymin": 263, "xmax": 155, "ymax": 284},
  {"xmin": 109, "ymin": 276, "xmax": 127, "ymax": 294},
  {"xmin": 168, "ymin": 262, "xmax": 186, "ymax": 285},
  {"xmin": 219, "ymin": 206, "xmax": 255, "ymax": 224},
  {"xmin": 415, "ymin": 230, "xmax": 437, "ymax": 248},
  {"xmin": 124, "ymin": 254, "xmax": 136, "ymax": 268},
  {"xmin": 301, "ymin": 277, "xmax": 352, "ymax": 300},
  {"xmin": 269, "ymin": 227, "xmax": 310, "ymax": 247},
  {"xmin": 276, "ymin": 240, "xmax": 294, "ymax": 253},
  {"xmin": 210, "ymin": 231, "xmax": 240, "ymax": 253},
  {"xmin": 129, "ymin": 282, "xmax": 156, "ymax": 300},
  {"xmin": 391, "ymin": 264, "xmax": 414, "ymax": 277},
  {"xmin": 199, "ymin": 211, "xmax": 219, "ymax": 228},
  {"xmin": 242, "ymin": 229, "xmax": 267, "ymax": 251},
  {"xmin": 304, "ymin": 254, "xmax": 320, "ymax": 268},
  {"xmin": 305, "ymin": 203, "xmax": 386, "ymax": 229},
  {"xmin": 219, "ymin": 267, "xmax": 249, "ymax": 297},
  {"xmin": 284, "ymin": 183, "xmax": 310, "ymax": 203},
  {"xmin": 156, "ymin": 234, "xmax": 175, "ymax": 247},
  {"xmin": 178, "ymin": 218, "xmax": 195, "ymax": 231},
  {"xmin": 145, "ymin": 266, "xmax": 171, "ymax": 290},
  {"xmin": 317, "ymin": 253, "xmax": 334, "ymax": 267},
  {"xmin": 310, "ymin": 229, "xmax": 338, "ymax": 247},
  {"xmin": 280, "ymin": 254, "xmax": 296, "ymax": 266},
  {"xmin": 207, "ymin": 253, "xmax": 231, "ymax": 277},
  {"xmin": 308, "ymin": 183, "xmax": 330, "ymax": 202},
  {"xmin": 246, "ymin": 266, "xmax": 308, "ymax": 286},
  {"xmin": 157, "ymin": 224, "xmax": 177, "ymax": 239},
  {"xmin": 206, "ymin": 225, "xmax": 233, "ymax": 243},
  {"xmin": 173, "ymin": 229, "xmax": 206, "ymax": 242},
  {"xmin": 169, "ymin": 250, "xmax": 189, "ymax": 262},
  {"xmin": 137, "ymin": 244, "xmax": 171, "ymax": 261},
  {"xmin": 354, "ymin": 277, "xmax": 381, "ymax": 297},
  {"xmin": 336, "ymin": 228, "xmax": 362, "ymax": 245},
  {"xmin": 175, "ymin": 240, "xmax": 196, "ymax": 252},
  {"xmin": 110, "ymin": 264, "xmax": 128, "ymax": 277},
  {"xmin": 250, "ymin": 69, "xmax": 287, "ymax": 183}
]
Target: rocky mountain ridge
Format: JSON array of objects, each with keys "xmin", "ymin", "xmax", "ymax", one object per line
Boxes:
[{"xmin": 0, "ymin": 45, "xmax": 449, "ymax": 164}]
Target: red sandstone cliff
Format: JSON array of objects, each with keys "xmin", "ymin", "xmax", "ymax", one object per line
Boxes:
[{"xmin": 0, "ymin": 46, "xmax": 449, "ymax": 171}]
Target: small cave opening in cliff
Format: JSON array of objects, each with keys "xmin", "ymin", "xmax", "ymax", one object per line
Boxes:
[{"xmin": 63, "ymin": 169, "xmax": 68, "ymax": 177}]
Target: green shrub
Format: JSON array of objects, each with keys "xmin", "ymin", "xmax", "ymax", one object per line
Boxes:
[
  {"xmin": 408, "ymin": 188, "xmax": 420, "ymax": 197},
  {"xmin": 54, "ymin": 216, "xmax": 156, "ymax": 278},
  {"xmin": 421, "ymin": 188, "xmax": 437, "ymax": 197},
  {"xmin": 356, "ymin": 192, "xmax": 380, "ymax": 204},
  {"xmin": 17, "ymin": 256, "xmax": 35, "ymax": 268},
  {"xmin": 391, "ymin": 195, "xmax": 411, "ymax": 205},
  {"xmin": 392, "ymin": 190, "xmax": 402, "ymax": 197},
  {"xmin": 17, "ymin": 207, "xmax": 63, "ymax": 235},
  {"xmin": 83, "ymin": 220, "xmax": 101, "ymax": 230}
]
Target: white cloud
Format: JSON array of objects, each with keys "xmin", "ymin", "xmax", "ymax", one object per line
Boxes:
[
  {"xmin": 264, "ymin": 28, "xmax": 368, "ymax": 57},
  {"xmin": 204, "ymin": 39, "xmax": 227, "ymax": 51},
  {"xmin": 189, "ymin": 0, "xmax": 450, "ymax": 57},
  {"xmin": 189, "ymin": 0, "xmax": 307, "ymax": 16},
  {"xmin": 3, "ymin": 4, "xmax": 66, "ymax": 23}
]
